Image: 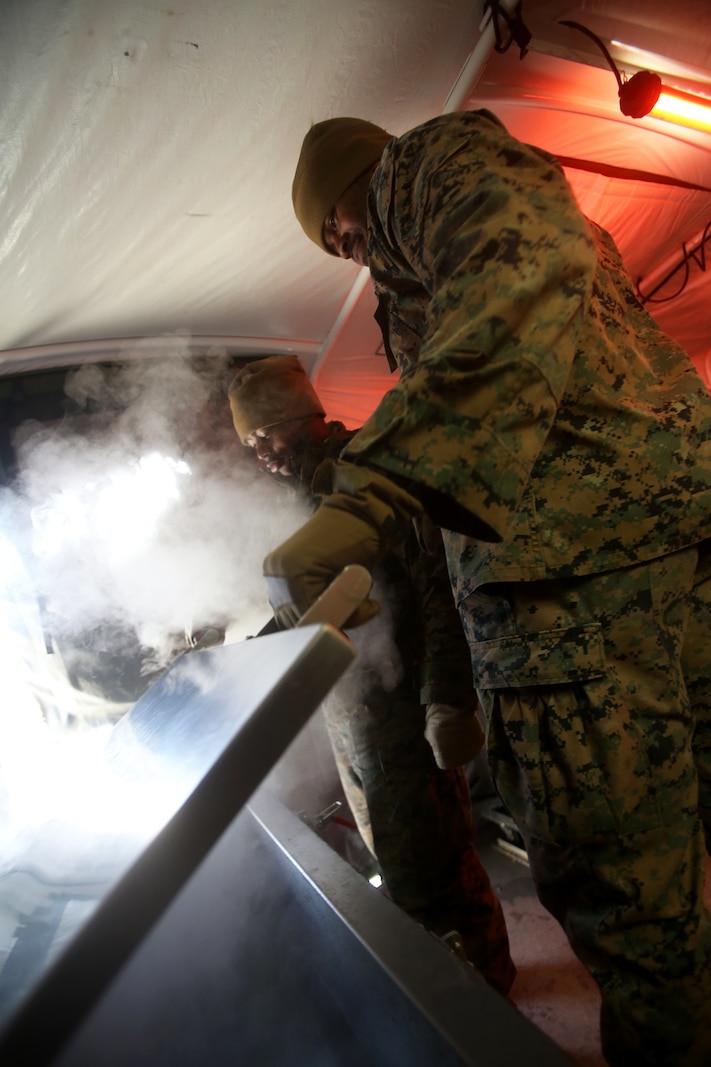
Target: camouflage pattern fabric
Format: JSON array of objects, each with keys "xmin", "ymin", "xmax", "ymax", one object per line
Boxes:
[
  {"xmin": 289, "ymin": 423, "xmax": 516, "ymax": 994},
  {"xmin": 344, "ymin": 109, "xmax": 711, "ymax": 584},
  {"xmin": 293, "ymin": 422, "xmax": 479, "ymax": 708},
  {"xmin": 321, "ymin": 663, "xmax": 513, "ymax": 995},
  {"xmin": 461, "ymin": 542, "xmax": 711, "ymax": 1065},
  {"xmin": 337, "ymin": 109, "xmax": 711, "ymax": 1063}
]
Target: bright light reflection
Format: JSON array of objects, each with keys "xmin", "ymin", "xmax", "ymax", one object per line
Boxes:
[
  {"xmin": 1, "ymin": 718, "xmax": 182, "ymax": 851},
  {"xmin": 31, "ymin": 452, "xmax": 191, "ymax": 562},
  {"xmin": 0, "ymin": 520, "xmax": 188, "ymax": 857},
  {"xmin": 650, "ymin": 87, "xmax": 711, "ymax": 132}
]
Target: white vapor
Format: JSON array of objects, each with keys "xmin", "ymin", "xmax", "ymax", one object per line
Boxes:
[{"xmin": 5, "ymin": 339, "xmax": 313, "ymax": 717}]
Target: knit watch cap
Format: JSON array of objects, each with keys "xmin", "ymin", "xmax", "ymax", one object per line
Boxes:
[
  {"xmin": 228, "ymin": 356, "xmax": 325, "ymax": 443},
  {"xmin": 292, "ymin": 117, "xmax": 392, "ymax": 254}
]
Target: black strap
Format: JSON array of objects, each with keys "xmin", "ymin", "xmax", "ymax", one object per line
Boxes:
[{"xmin": 556, "ymin": 155, "xmax": 711, "ymax": 195}]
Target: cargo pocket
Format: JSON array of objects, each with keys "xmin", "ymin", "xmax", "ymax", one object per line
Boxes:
[{"xmin": 474, "ymin": 626, "xmax": 663, "ymax": 845}]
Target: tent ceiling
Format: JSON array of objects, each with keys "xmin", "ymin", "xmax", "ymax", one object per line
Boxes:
[{"xmin": 2, "ymin": 0, "xmax": 710, "ymax": 422}]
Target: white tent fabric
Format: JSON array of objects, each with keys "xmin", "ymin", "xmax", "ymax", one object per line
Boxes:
[{"xmin": 1, "ymin": 0, "xmax": 710, "ymax": 422}]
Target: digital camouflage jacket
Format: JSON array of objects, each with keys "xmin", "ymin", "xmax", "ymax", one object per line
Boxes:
[{"xmin": 342, "ymin": 109, "xmax": 711, "ymax": 602}]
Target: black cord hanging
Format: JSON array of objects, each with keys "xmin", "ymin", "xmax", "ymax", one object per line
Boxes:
[
  {"xmin": 559, "ymin": 19, "xmax": 662, "ymax": 118},
  {"xmin": 637, "ymin": 221, "xmax": 711, "ymax": 305},
  {"xmin": 484, "ymin": 1, "xmax": 531, "ymax": 59}
]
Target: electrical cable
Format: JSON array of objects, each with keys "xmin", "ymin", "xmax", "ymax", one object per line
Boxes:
[
  {"xmin": 484, "ymin": 0, "xmax": 531, "ymax": 58},
  {"xmin": 559, "ymin": 18, "xmax": 663, "ymax": 118},
  {"xmin": 559, "ymin": 19, "xmax": 622, "ymax": 89}
]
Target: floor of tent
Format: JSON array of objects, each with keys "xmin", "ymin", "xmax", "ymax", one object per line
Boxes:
[{"xmin": 474, "ymin": 815, "xmax": 606, "ymax": 1067}]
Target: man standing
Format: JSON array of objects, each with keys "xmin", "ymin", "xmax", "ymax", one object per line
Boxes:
[
  {"xmin": 262, "ymin": 111, "xmax": 711, "ymax": 1066},
  {"xmin": 228, "ymin": 354, "xmax": 515, "ymax": 995}
]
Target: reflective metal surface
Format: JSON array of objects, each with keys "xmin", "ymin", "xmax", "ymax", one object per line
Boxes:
[
  {"xmin": 0, "ymin": 625, "xmax": 354, "ymax": 1062},
  {"xmin": 49, "ymin": 790, "xmax": 574, "ymax": 1067}
]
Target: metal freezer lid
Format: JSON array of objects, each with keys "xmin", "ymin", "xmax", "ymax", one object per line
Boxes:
[{"xmin": 0, "ymin": 623, "xmax": 354, "ymax": 1063}]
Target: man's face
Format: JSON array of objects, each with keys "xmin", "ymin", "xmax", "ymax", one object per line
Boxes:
[
  {"xmin": 244, "ymin": 417, "xmax": 316, "ymax": 477},
  {"xmin": 322, "ymin": 168, "xmax": 372, "ymax": 266}
]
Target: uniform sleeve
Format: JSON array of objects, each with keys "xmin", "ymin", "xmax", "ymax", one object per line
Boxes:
[
  {"xmin": 407, "ymin": 516, "xmax": 476, "ymax": 706},
  {"xmin": 347, "ymin": 112, "xmax": 599, "ymax": 540}
]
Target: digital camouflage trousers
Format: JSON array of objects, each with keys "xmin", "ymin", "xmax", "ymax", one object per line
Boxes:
[
  {"xmin": 321, "ymin": 668, "xmax": 515, "ymax": 996},
  {"xmin": 460, "ymin": 539, "xmax": 711, "ymax": 1067}
]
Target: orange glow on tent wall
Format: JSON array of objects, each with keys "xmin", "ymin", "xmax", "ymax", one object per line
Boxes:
[{"xmin": 650, "ymin": 86, "xmax": 711, "ymax": 132}]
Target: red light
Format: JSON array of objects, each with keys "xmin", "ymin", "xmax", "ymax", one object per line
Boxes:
[{"xmin": 649, "ymin": 86, "xmax": 711, "ymax": 132}]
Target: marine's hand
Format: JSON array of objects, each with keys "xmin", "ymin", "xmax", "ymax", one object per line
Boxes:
[
  {"xmin": 264, "ymin": 461, "xmax": 425, "ymax": 628},
  {"xmin": 263, "ymin": 504, "xmax": 383, "ymax": 629},
  {"xmin": 424, "ymin": 702, "xmax": 485, "ymax": 770}
]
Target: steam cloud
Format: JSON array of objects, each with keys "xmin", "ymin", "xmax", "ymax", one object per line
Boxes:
[
  {"xmin": 0, "ymin": 336, "xmax": 401, "ymax": 874},
  {"xmin": 2, "ymin": 337, "xmax": 313, "ymax": 722},
  {"xmin": 0, "ymin": 340, "xmax": 403, "ymax": 1003}
]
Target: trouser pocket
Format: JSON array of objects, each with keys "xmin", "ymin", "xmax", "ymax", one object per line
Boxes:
[
  {"xmin": 484, "ymin": 677, "xmax": 664, "ymax": 844},
  {"xmin": 471, "ymin": 624, "xmax": 663, "ymax": 844}
]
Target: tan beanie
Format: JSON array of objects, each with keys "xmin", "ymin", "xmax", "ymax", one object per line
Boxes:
[
  {"xmin": 228, "ymin": 356, "xmax": 325, "ymax": 443},
  {"xmin": 292, "ymin": 117, "xmax": 392, "ymax": 254}
]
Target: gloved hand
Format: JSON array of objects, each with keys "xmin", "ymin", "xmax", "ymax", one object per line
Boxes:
[
  {"xmin": 263, "ymin": 460, "xmax": 423, "ymax": 629},
  {"xmin": 424, "ymin": 703, "xmax": 486, "ymax": 770},
  {"xmin": 264, "ymin": 506, "xmax": 382, "ymax": 628}
]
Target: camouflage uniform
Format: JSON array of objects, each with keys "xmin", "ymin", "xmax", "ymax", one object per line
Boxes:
[
  {"xmin": 288, "ymin": 423, "xmax": 515, "ymax": 995},
  {"xmin": 342, "ymin": 109, "xmax": 711, "ymax": 1065}
]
